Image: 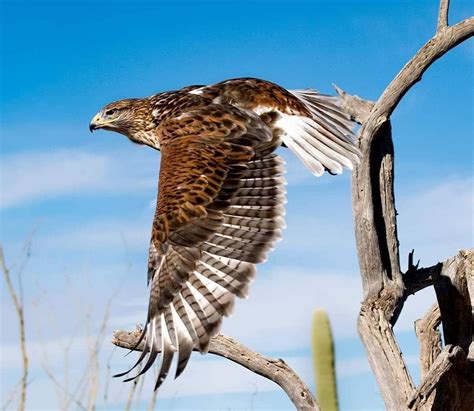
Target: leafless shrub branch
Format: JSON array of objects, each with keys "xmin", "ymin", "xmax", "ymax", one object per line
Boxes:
[{"xmin": 1, "ymin": 246, "xmax": 29, "ymax": 411}]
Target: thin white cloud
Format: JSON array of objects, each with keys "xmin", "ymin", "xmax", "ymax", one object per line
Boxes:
[
  {"xmin": 39, "ymin": 219, "xmax": 151, "ymax": 251},
  {"xmin": 0, "ymin": 148, "xmax": 158, "ymax": 209},
  {"xmin": 222, "ymin": 268, "xmax": 362, "ymax": 350},
  {"xmin": 1, "ymin": 150, "xmax": 107, "ymax": 208}
]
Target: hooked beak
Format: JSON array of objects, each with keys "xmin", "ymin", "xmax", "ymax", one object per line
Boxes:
[{"xmin": 89, "ymin": 113, "xmax": 102, "ymax": 132}]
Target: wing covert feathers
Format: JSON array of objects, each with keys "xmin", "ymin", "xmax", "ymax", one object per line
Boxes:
[
  {"xmin": 187, "ymin": 78, "xmax": 361, "ymax": 177},
  {"xmin": 152, "ymin": 105, "xmax": 273, "ymax": 245},
  {"xmin": 118, "ymin": 105, "xmax": 286, "ymax": 389}
]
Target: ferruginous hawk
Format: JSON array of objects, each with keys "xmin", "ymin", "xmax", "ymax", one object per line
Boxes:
[{"xmin": 89, "ymin": 77, "xmax": 360, "ymax": 389}]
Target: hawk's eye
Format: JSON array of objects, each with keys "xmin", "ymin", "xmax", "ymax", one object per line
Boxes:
[{"xmin": 105, "ymin": 108, "xmax": 119, "ymax": 116}]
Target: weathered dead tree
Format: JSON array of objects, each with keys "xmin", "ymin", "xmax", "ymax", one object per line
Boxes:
[
  {"xmin": 113, "ymin": 1, "xmax": 473, "ymax": 409},
  {"xmin": 336, "ymin": 0, "xmax": 473, "ymax": 408}
]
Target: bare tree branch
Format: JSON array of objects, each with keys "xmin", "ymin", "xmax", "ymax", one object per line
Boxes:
[
  {"xmin": 1, "ymin": 381, "xmax": 22, "ymax": 411},
  {"xmin": 351, "ymin": 9, "xmax": 474, "ymax": 316},
  {"xmin": 103, "ymin": 346, "xmax": 116, "ymax": 404},
  {"xmin": 124, "ymin": 364, "xmax": 143, "ymax": 411},
  {"xmin": 408, "ymin": 345, "xmax": 473, "ymax": 410},
  {"xmin": 333, "ymin": 84, "xmax": 374, "ymax": 124},
  {"xmin": 358, "ymin": 303, "xmax": 415, "ymax": 404},
  {"xmin": 1, "ymin": 246, "xmax": 29, "ymax": 411},
  {"xmin": 86, "ymin": 294, "xmax": 115, "ymax": 411},
  {"xmin": 352, "ymin": 13, "xmax": 473, "ymax": 310},
  {"xmin": 360, "ymin": 16, "xmax": 473, "ymax": 151},
  {"xmin": 432, "ymin": 249, "xmax": 472, "ymax": 353},
  {"xmin": 345, "ymin": 88, "xmax": 411, "ymax": 407},
  {"xmin": 437, "ymin": 0, "xmax": 450, "ymax": 31},
  {"xmin": 414, "ymin": 304, "xmax": 441, "ymax": 381},
  {"xmin": 404, "ymin": 250, "xmax": 436, "ymax": 295},
  {"xmin": 332, "ymin": 247, "xmax": 471, "ymax": 411},
  {"xmin": 112, "ymin": 330, "xmax": 319, "ymax": 411},
  {"xmin": 40, "ymin": 361, "xmax": 87, "ymax": 411}
]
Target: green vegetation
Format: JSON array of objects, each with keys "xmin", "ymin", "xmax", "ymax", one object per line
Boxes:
[{"xmin": 311, "ymin": 309, "xmax": 338, "ymax": 411}]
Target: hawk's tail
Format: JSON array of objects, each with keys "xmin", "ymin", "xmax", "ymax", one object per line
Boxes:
[{"xmin": 281, "ymin": 89, "xmax": 361, "ymax": 176}]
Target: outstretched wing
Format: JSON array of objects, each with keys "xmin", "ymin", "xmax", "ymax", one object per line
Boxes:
[
  {"xmin": 117, "ymin": 105, "xmax": 286, "ymax": 389},
  {"xmin": 193, "ymin": 77, "xmax": 361, "ymax": 176}
]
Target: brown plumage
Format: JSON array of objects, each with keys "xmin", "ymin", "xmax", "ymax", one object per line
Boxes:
[{"xmin": 89, "ymin": 77, "xmax": 360, "ymax": 389}]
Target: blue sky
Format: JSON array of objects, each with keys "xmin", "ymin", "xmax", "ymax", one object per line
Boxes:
[{"xmin": 1, "ymin": 0, "xmax": 472, "ymax": 410}]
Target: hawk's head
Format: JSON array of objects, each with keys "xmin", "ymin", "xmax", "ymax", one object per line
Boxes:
[{"xmin": 90, "ymin": 98, "xmax": 157, "ymax": 148}]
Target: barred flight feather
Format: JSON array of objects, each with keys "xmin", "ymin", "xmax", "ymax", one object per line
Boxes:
[
  {"xmin": 117, "ymin": 154, "xmax": 285, "ymax": 388},
  {"xmin": 282, "ymin": 89, "xmax": 361, "ymax": 176}
]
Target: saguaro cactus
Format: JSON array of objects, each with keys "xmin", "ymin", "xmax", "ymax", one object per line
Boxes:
[{"xmin": 311, "ymin": 309, "xmax": 338, "ymax": 411}]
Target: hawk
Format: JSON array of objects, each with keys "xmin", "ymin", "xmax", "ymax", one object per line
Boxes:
[{"xmin": 89, "ymin": 77, "xmax": 360, "ymax": 389}]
